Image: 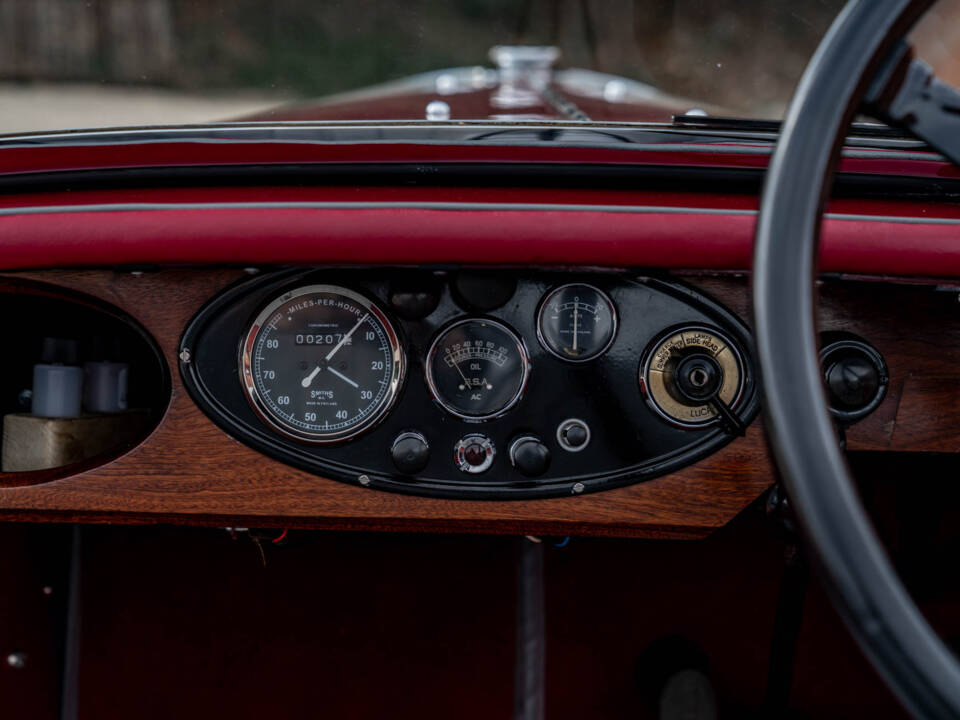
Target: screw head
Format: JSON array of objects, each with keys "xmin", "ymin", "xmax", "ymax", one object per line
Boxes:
[
  {"xmin": 6, "ymin": 652, "xmax": 26, "ymax": 669},
  {"xmin": 358, "ymin": 474, "xmax": 371, "ymax": 486},
  {"xmin": 179, "ymin": 348, "xmax": 192, "ymax": 363},
  {"xmin": 572, "ymin": 482, "xmax": 585, "ymax": 494}
]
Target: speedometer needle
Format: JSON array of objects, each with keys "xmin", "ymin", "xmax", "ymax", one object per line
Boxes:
[
  {"xmin": 326, "ymin": 313, "xmax": 369, "ymax": 362},
  {"xmin": 301, "ymin": 365, "xmax": 322, "ymax": 388},
  {"xmin": 328, "ymin": 366, "xmax": 359, "ymax": 389}
]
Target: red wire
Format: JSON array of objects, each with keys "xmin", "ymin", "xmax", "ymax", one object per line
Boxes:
[{"xmin": 272, "ymin": 528, "xmax": 288, "ymax": 544}]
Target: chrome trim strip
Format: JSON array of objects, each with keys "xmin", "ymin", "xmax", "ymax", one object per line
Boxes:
[{"xmin": 1, "ymin": 200, "xmax": 958, "ymax": 225}]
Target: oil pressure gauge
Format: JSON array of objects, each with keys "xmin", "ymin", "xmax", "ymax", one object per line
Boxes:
[
  {"xmin": 537, "ymin": 283, "xmax": 617, "ymax": 362},
  {"xmin": 426, "ymin": 318, "xmax": 529, "ymax": 420}
]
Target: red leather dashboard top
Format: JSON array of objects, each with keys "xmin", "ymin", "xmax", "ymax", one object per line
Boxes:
[
  {"xmin": 2, "ymin": 201, "xmax": 959, "ymax": 277},
  {"xmin": 0, "ymin": 135, "xmax": 957, "ymax": 278}
]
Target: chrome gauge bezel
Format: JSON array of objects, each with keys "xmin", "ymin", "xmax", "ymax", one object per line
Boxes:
[
  {"xmin": 425, "ymin": 317, "xmax": 531, "ymax": 422},
  {"xmin": 535, "ymin": 283, "xmax": 618, "ymax": 363},
  {"xmin": 240, "ymin": 284, "xmax": 405, "ymax": 445},
  {"xmin": 640, "ymin": 324, "xmax": 745, "ymax": 430}
]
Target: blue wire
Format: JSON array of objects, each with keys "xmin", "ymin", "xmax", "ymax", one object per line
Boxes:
[{"xmin": 554, "ymin": 536, "xmax": 570, "ymax": 548}]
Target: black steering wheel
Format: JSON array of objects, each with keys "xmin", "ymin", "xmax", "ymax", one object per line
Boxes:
[{"xmin": 753, "ymin": 0, "xmax": 960, "ymax": 717}]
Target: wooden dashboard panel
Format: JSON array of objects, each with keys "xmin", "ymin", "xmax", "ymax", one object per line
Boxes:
[{"xmin": 0, "ymin": 268, "xmax": 952, "ymax": 538}]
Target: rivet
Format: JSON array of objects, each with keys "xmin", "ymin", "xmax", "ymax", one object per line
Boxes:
[
  {"xmin": 179, "ymin": 348, "xmax": 191, "ymax": 363},
  {"xmin": 572, "ymin": 482, "xmax": 585, "ymax": 494},
  {"xmin": 358, "ymin": 474, "xmax": 371, "ymax": 486}
]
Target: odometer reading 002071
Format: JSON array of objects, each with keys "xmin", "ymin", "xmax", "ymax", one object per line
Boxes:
[{"xmin": 240, "ymin": 285, "xmax": 404, "ymax": 444}]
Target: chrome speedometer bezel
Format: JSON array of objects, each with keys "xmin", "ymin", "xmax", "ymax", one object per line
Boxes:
[{"xmin": 240, "ymin": 284, "xmax": 405, "ymax": 445}]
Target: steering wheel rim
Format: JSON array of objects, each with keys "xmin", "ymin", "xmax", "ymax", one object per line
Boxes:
[{"xmin": 753, "ymin": 1, "xmax": 960, "ymax": 717}]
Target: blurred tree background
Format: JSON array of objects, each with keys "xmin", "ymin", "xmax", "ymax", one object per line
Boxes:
[
  {"xmin": 0, "ymin": 0, "xmax": 843, "ymax": 116},
  {"xmin": 1, "ymin": 0, "xmax": 959, "ymax": 119}
]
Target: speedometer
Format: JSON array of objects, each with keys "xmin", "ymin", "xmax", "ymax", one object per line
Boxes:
[{"xmin": 240, "ymin": 285, "xmax": 404, "ymax": 443}]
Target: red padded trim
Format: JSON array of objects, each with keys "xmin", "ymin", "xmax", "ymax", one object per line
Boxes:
[{"xmin": 1, "ymin": 205, "xmax": 958, "ymax": 277}]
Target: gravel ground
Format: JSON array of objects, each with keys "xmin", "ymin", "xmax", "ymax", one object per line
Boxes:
[{"xmin": 0, "ymin": 83, "xmax": 287, "ymax": 134}]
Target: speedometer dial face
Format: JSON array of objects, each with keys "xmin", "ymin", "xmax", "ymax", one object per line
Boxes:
[
  {"xmin": 426, "ymin": 318, "xmax": 529, "ymax": 420},
  {"xmin": 240, "ymin": 285, "xmax": 404, "ymax": 443},
  {"xmin": 536, "ymin": 283, "xmax": 617, "ymax": 362}
]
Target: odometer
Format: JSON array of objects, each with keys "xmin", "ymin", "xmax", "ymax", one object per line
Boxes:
[{"xmin": 240, "ymin": 285, "xmax": 404, "ymax": 443}]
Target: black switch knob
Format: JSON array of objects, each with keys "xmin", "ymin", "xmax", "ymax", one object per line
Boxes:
[
  {"xmin": 509, "ymin": 435, "xmax": 551, "ymax": 477},
  {"xmin": 826, "ymin": 355, "xmax": 880, "ymax": 410},
  {"xmin": 390, "ymin": 432, "xmax": 430, "ymax": 474},
  {"xmin": 819, "ymin": 334, "xmax": 888, "ymax": 425}
]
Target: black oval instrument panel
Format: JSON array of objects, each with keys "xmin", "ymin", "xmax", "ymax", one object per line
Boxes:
[{"xmin": 180, "ymin": 269, "xmax": 758, "ymax": 500}]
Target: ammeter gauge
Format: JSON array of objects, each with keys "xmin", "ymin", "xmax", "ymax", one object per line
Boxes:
[{"xmin": 536, "ymin": 283, "xmax": 617, "ymax": 362}]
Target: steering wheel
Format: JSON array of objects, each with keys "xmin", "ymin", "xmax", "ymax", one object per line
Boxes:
[{"xmin": 753, "ymin": 0, "xmax": 960, "ymax": 717}]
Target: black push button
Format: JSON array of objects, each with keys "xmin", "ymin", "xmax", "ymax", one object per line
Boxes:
[
  {"xmin": 557, "ymin": 418, "xmax": 590, "ymax": 452},
  {"xmin": 564, "ymin": 424, "xmax": 588, "ymax": 448},
  {"xmin": 509, "ymin": 435, "xmax": 551, "ymax": 477},
  {"xmin": 557, "ymin": 419, "xmax": 590, "ymax": 452},
  {"xmin": 390, "ymin": 432, "xmax": 430, "ymax": 474}
]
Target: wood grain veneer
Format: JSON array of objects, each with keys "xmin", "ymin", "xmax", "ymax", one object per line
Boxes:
[
  {"xmin": 889, "ymin": 377, "xmax": 960, "ymax": 452},
  {"xmin": 0, "ymin": 269, "xmax": 952, "ymax": 537}
]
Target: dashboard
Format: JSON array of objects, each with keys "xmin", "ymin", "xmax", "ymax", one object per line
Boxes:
[
  {"xmin": 0, "ymin": 123, "xmax": 956, "ymax": 537},
  {"xmin": 180, "ymin": 269, "xmax": 759, "ymax": 499},
  {"xmin": 0, "ymin": 263, "xmax": 939, "ymax": 540}
]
